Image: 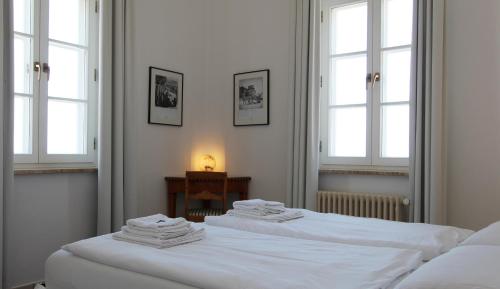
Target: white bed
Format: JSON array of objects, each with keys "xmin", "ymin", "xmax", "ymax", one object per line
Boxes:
[
  {"xmin": 47, "ymin": 224, "xmax": 423, "ymax": 289},
  {"xmin": 205, "ymin": 209, "xmax": 473, "ymax": 261}
]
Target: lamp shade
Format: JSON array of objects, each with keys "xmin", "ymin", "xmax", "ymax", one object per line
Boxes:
[{"xmin": 200, "ymin": 154, "xmax": 216, "ymax": 171}]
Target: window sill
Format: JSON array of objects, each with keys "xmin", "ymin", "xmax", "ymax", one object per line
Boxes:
[
  {"xmin": 14, "ymin": 167, "xmax": 98, "ymax": 176},
  {"xmin": 319, "ymin": 166, "xmax": 408, "ymax": 177}
]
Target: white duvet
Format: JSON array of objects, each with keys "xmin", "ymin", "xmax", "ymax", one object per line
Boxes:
[
  {"xmin": 205, "ymin": 209, "xmax": 473, "ymax": 261},
  {"xmin": 395, "ymin": 245, "xmax": 500, "ymax": 289},
  {"xmin": 63, "ymin": 224, "xmax": 423, "ymax": 289}
]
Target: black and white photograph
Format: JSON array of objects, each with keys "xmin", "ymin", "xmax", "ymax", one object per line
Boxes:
[
  {"xmin": 234, "ymin": 69, "xmax": 269, "ymax": 126},
  {"xmin": 148, "ymin": 66, "xmax": 184, "ymax": 126},
  {"xmin": 155, "ymin": 75, "xmax": 178, "ymax": 108},
  {"xmin": 239, "ymin": 77, "xmax": 264, "ymax": 110}
]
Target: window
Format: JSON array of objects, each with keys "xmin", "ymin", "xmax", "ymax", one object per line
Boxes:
[
  {"xmin": 320, "ymin": 0, "xmax": 413, "ymax": 167},
  {"xmin": 13, "ymin": 0, "xmax": 98, "ymax": 165}
]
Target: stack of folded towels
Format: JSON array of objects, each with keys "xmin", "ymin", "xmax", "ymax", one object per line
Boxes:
[
  {"xmin": 226, "ymin": 199, "xmax": 304, "ymax": 222},
  {"xmin": 112, "ymin": 214, "xmax": 205, "ymax": 248}
]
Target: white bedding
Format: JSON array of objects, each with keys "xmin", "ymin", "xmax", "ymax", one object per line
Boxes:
[
  {"xmin": 46, "ymin": 250, "xmax": 197, "ymax": 289},
  {"xmin": 461, "ymin": 220, "xmax": 500, "ymax": 246},
  {"xmin": 46, "ymin": 250, "xmax": 409, "ymax": 289},
  {"xmin": 205, "ymin": 209, "xmax": 473, "ymax": 261},
  {"xmin": 394, "ymin": 245, "xmax": 500, "ymax": 289},
  {"xmin": 62, "ymin": 224, "xmax": 423, "ymax": 289}
]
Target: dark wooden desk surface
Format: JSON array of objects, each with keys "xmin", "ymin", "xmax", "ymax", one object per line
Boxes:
[{"xmin": 164, "ymin": 176, "xmax": 251, "ymax": 218}]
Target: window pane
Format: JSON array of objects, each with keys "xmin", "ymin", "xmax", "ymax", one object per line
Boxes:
[
  {"xmin": 49, "ymin": 0, "xmax": 87, "ymax": 45},
  {"xmin": 14, "ymin": 35, "xmax": 32, "ymax": 94},
  {"xmin": 330, "ymin": 54, "xmax": 367, "ymax": 105},
  {"xmin": 381, "ymin": 104, "xmax": 409, "ymax": 158},
  {"xmin": 381, "ymin": 48, "xmax": 411, "ymax": 103},
  {"xmin": 329, "ymin": 107, "xmax": 366, "ymax": 157},
  {"xmin": 48, "ymin": 43, "xmax": 87, "ymax": 100},
  {"xmin": 47, "ymin": 100, "xmax": 87, "ymax": 154},
  {"xmin": 331, "ymin": 2, "xmax": 367, "ymax": 54},
  {"xmin": 14, "ymin": 95, "xmax": 32, "ymax": 154},
  {"xmin": 14, "ymin": 0, "xmax": 32, "ymax": 34},
  {"xmin": 382, "ymin": 0, "xmax": 413, "ymax": 48}
]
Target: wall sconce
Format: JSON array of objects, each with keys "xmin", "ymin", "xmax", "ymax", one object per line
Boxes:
[{"xmin": 200, "ymin": 154, "xmax": 216, "ymax": 171}]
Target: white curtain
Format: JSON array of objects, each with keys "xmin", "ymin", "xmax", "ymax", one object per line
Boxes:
[
  {"xmin": 409, "ymin": 0, "xmax": 446, "ymax": 224},
  {"xmin": 0, "ymin": 0, "xmax": 14, "ymax": 287},
  {"xmin": 287, "ymin": 0, "xmax": 320, "ymax": 210},
  {"xmin": 97, "ymin": 0, "xmax": 128, "ymax": 234}
]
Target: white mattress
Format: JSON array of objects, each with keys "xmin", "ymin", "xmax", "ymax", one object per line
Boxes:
[
  {"xmin": 205, "ymin": 209, "xmax": 473, "ymax": 261},
  {"xmin": 53, "ymin": 224, "xmax": 423, "ymax": 289}
]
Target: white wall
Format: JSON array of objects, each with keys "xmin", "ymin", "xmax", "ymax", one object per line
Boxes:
[
  {"xmin": 126, "ymin": 0, "xmax": 206, "ymax": 217},
  {"xmin": 7, "ymin": 173, "xmax": 97, "ymax": 288},
  {"xmin": 445, "ymin": 0, "xmax": 500, "ymax": 230},
  {"xmin": 203, "ymin": 0, "xmax": 292, "ymax": 203},
  {"xmin": 126, "ymin": 0, "xmax": 293, "ymax": 217}
]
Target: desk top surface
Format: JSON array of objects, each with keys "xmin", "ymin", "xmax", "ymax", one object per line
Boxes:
[{"xmin": 165, "ymin": 176, "xmax": 251, "ymax": 181}]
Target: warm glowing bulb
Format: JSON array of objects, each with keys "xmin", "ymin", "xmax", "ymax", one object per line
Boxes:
[{"xmin": 200, "ymin": 154, "xmax": 216, "ymax": 171}]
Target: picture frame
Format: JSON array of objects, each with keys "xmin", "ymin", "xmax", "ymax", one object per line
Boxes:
[
  {"xmin": 233, "ymin": 69, "xmax": 270, "ymax": 126},
  {"xmin": 148, "ymin": 66, "xmax": 184, "ymax": 126}
]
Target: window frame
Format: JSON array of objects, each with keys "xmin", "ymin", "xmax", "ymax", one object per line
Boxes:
[
  {"xmin": 371, "ymin": 0, "xmax": 411, "ymax": 167},
  {"xmin": 13, "ymin": 0, "xmax": 99, "ymax": 166},
  {"xmin": 320, "ymin": 0, "xmax": 374, "ymax": 166},
  {"xmin": 13, "ymin": 0, "xmax": 40, "ymax": 164},
  {"xmin": 319, "ymin": 0, "xmax": 411, "ymax": 168}
]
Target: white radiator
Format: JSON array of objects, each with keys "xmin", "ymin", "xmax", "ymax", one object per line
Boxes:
[{"xmin": 317, "ymin": 191, "xmax": 409, "ymax": 221}]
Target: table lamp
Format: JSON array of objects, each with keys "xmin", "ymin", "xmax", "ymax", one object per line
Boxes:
[{"xmin": 200, "ymin": 154, "xmax": 216, "ymax": 171}]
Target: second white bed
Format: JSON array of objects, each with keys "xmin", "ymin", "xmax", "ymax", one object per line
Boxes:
[
  {"xmin": 206, "ymin": 209, "xmax": 473, "ymax": 261},
  {"xmin": 53, "ymin": 224, "xmax": 423, "ymax": 289}
]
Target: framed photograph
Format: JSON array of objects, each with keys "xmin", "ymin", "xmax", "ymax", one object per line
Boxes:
[
  {"xmin": 233, "ymin": 69, "xmax": 270, "ymax": 126},
  {"xmin": 148, "ymin": 66, "xmax": 184, "ymax": 126}
]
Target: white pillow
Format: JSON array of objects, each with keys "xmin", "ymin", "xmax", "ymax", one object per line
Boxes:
[
  {"xmin": 395, "ymin": 246, "xmax": 500, "ymax": 289},
  {"xmin": 461, "ymin": 221, "xmax": 500, "ymax": 246}
]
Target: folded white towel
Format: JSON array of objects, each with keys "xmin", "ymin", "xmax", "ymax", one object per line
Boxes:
[
  {"xmin": 122, "ymin": 225, "xmax": 194, "ymax": 239},
  {"xmin": 126, "ymin": 214, "xmax": 187, "ymax": 230},
  {"xmin": 127, "ymin": 221, "xmax": 192, "ymax": 234},
  {"xmin": 233, "ymin": 199, "xmax": 287, "ymax": 215},
  {"xmin": 231, "ymin": 207, "xmax": 286, "ymax": 217},
  {"xmin": 112, "ymin": 228, "xmax": 205, "ymax": 249},
  {"xmin": 233, "ymin": 199, "xmax": 284, "ymax": 208},
  {"xmin": 227, "ymin": 209, "xmax": 304, "ymax": 223},
  {"xmin": 233, "ymin": 206, "xmax": 287, "ymax": 215}
]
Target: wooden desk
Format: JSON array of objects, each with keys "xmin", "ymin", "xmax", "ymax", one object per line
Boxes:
[{"xmin": 164, "ymin": 176, "xmax": 251, "ymax": 218}]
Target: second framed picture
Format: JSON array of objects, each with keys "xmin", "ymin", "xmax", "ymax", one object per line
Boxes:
[
  {"xmin": 233, "ymin": 69, "xmax": 270, "ymax": 126},
  {"xmin": 148, "ymin": 66, "xmax": 184, "ymax": 126}
]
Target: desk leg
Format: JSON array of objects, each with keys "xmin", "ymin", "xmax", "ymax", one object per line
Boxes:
[{"xmin": 168, "ymin": 191, "xmax": 177, "ymax": 218}]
